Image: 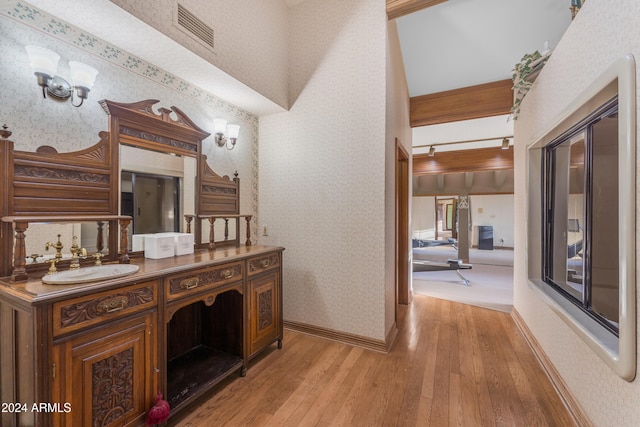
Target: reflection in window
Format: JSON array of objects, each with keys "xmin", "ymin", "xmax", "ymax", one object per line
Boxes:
[{"xmin": 543, "ymin": 98, "xmax": 619, "ymax": 335}]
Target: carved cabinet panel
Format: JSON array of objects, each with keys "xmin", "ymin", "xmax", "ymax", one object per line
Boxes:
[
  {"xmin": 53, "ymin": 281, "xmax": 157, "ymax": 337},
  {"xmin": 247, "ymin": 268, "xmax": 282, "ymax": 357},
  {"xmin": 52, "ymin": 312, "xmax": 157, "ymax": 427},
  {"xmin": 166, "ymin": 261, "xmax": 243, "ymax": 301}
]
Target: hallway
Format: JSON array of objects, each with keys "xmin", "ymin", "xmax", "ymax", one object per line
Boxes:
[{"xmin": 173, "ymin": 295, "xmax": 576, "ymax": 426}]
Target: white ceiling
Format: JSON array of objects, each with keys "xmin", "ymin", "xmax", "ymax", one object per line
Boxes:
[
  {"xmin": 25, "ymin": 0, "xmax": 285, "ymax": 116},
  {"xmin": 396, "ymin": 0, "xmax": 572, "ymax": 97},
  {"xmin": 396, "ymin": 0, "xmax": 572, "ymax": 152},
  {"xmin": 25, "ymin": 0, "xmax": 573, "ymax": 150}
]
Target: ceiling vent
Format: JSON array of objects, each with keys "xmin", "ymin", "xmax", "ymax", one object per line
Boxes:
[{"xmin": 177, "ymin": 4, "xmax": 214, "ymax": 49}]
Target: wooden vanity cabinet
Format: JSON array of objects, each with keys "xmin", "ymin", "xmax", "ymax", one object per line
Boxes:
[
  {"xmin": 51, "ymin": 311, "xmax": 158, "ymax": 427},
  {"xmin": 0, "ymin": 245, "xmax": 283, "ymax": 427},
  {"xmin": 247, "ymin": 252, "xmax": 283, "ymax": 358}
]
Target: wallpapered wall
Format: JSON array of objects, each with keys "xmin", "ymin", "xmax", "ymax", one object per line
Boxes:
[
  {"xmin": 111, "ymin": 0, "xmax": 289, "ymax": 109},
  {"xmin": 514, "ymin": 0, "xmax": 640, "ymax": 425},
  {"xmin": 0, "ymin": 0, "xmax": 259, "ymax": 240},
  {"xmin": 385, "ymin": 19, "xmax": 413, "ymax": 337},
  {"xmin": 259, "ymin": 0, "xmax": 389, "ymax": 341}
]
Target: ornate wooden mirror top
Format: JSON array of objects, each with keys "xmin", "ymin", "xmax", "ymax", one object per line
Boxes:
[{"xmin": 0, "ymin": 99, "xmax": 248, "ymax": 281}]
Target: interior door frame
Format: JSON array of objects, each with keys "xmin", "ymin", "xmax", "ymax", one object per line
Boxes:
[{"xmin": 396, "ymin": 139, "xmax": 411, "ymax": 306}]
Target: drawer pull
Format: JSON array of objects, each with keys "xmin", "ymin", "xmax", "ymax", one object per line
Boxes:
[
  {"xmin": 180, "ymin": 277, "xmax": 200, "ymax": 290},
  {"xmin": 221, "ymin": 269, "xmax": 234, "ymax": 279},
  {"xmin": 260, "ymin": 260, "xmax": 270, "ymax": 268},
  {"xmin": 99, "ymin": 298, "xmax": 127, "ymax": 314}
]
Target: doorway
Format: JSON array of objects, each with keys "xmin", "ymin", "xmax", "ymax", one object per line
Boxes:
[
  {"xmin": 396, "ymin": 140, "xmax": 410, "ymax": 306},
  {"xmin": 435, "ymin": 197, "xmax": 458, "ymax": 241},
  {"xmin": 121, "ymin": 171, "xmax": 180, "ymax": 236}
]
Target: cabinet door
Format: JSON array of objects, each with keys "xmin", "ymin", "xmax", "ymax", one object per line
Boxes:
[
  {"xmin": 248, "ymin": 270, "xmax": 282, "ymax": 357},
  {"xmin": 52, "ymin": 312, "xmax": 158, "ymax": 427}
]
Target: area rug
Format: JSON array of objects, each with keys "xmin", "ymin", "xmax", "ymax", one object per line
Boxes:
[{"xmin": 412, "ymin": 264, "xmax": 514, "ymax": 312}]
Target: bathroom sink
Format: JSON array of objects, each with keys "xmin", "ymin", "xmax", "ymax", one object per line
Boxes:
[{"xmin": 42, "ymin": 264, "xmax": 139, "ymax": 285}]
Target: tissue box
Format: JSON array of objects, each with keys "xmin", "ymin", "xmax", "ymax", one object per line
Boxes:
[
  {"xmin": 143, "ymin": 234, "xmax": 175, "ymax": 259},
  {"xmin": 132, "ymin": 234, "xmax": 153, "ymax": 252},
  {"xmin": 156, "ymin": 232, "xmax": 195, "ymax": 256}
]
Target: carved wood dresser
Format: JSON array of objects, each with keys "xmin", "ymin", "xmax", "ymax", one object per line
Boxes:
[{"xmin": 0, "ymin": 100, "xmax": 283, "ymax": 426}]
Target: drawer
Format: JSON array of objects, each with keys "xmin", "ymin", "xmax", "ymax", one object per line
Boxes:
[
  {"xmin": 247, "ymin": 252, "xmax": 281, "ymax": 276},
  {"xmin": 53, "ymin": 281, "xmax": 158, "ymax": 337},
  {"xmin": 166, "ymin": 261, "xmax": 244, "ymax": 301}
]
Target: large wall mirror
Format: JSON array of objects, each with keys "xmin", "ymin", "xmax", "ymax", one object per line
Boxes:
[
  {"xmin": 118, "ymin": 144, "xmax": 196, "ymax": 250},
  {"xmin": 1, "ymin": 99, "xmax": 244, "ymax": 279},
  {"xmin": 526, "ymin": 55, "xmax": 636, "ymax": 380},
  {"xmin": 101, "ymin": 99, "xmax": 243, "ymax": 251}
]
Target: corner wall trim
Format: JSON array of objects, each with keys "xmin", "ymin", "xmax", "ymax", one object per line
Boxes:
[
  {"xmin": 511, "ymin": 308, "xmax": 593, "ymax": 427},
  {"xmin": 284, "ymin": 320, "xmax": 392, "ymax": 353}
]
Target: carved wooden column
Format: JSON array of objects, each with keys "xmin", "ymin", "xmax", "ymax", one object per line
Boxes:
[
  {"xmin": 0, "ymin": 136, "xmax": 14, "ymax": 277},
  {"xmin": 184, "ymin": 215, "xmax": 194, "ymax": 234},
  {"xmin": 245, "ymin": 216, "xmax": 253, "ymax": 246},
  {"xmin": 457, "ymin": 195, "xmax": 470, "ymax": 263},
  {"xmin": 96, "ymin": 221, "xmax": 105, "ymax": 253},
  {"xmin": 208, "ymin": 217, "xmax": 216, "ymax": 250},
  {"xmin": 119, "ymin": 218, "xmax": 130, "ymax": 264},
  {"xmin": 11, "ymin": 221, "xmax": 29, "ymax": 282}
]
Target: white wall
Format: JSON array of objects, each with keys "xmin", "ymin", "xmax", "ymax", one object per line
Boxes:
[
  {"xmin": 259, "ymin": 0, "xmax": 389, "ymax": 341},
  {"xmin": 412, "ymin": 194, "xmax": 514, "ymax": 248},
  {"xmin": 514, "ymin": 1, "xmax": 640, "ymax": 425},
  {"xmin": 470, "ymin": 195, "xmax": 514, "ymax": 248},
  {"xmin": 412, "ymin": 197, "xmax": 436, "ymax": 240}
]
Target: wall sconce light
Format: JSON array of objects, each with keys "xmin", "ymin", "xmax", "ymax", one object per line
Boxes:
[
  {"xmin": 25, "ymin": 45, "xmax": 98, "ymax": 107},
  {"xmin": 501, "ymin": 138, "xmax": 510, "ymax": 150},
  {"xmin": 427, "ymin": 146, "xmax": 435, "ymax": 156},
  {"xmin": 213, "ymin": 118, "xmax": 240, "ymax": 150}
]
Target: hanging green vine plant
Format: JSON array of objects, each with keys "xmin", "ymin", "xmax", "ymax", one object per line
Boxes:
[{"xmin": 511, "ymin": 50, "xmax": 549, "ymax": 120}]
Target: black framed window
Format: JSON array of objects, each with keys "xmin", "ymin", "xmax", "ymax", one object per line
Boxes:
[{"xmin": 542, "ymin": 97, "xmax": 619, "ymax": 335}]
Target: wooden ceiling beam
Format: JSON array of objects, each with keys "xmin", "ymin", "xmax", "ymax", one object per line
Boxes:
[
  {"xmin": 386, "ymin": 0, "xmax": 448, "ymax": 20},
  {"xmin": 413, "ymin": 147, "xmax": 513, "ymax": 176},
  {"xmin": 410, "ymin": 79, "xmax": 514, "ymax": 127}
]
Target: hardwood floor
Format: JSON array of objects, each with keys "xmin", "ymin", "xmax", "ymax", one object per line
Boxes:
[{"xmin": 172, "ymin": 295, "xmax": 576, "ymax": 426}]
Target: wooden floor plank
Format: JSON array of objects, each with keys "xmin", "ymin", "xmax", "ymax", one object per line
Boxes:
[
  {"xmin": 462, "ymin": 304, "xmax": 497, "ymax": 427},
  {"xmin": 171, "ymin": 295, "xmax": 578, "ymax": 427}
]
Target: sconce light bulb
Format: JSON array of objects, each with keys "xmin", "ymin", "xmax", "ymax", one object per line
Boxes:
[
  {"xmin": 69, "ymin": 61, "xmax": 98, "ymax": 89},
  {"xmin": 213, "ymin": 118, "xmax": 228, "ymax": 134},
  {"xmin": 227, "ymin": 124, "xmax": 240, "ymax": 139},
  {"xmin": 25, "ymin": 45, "xmax": 59, "ymax": 77}
]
